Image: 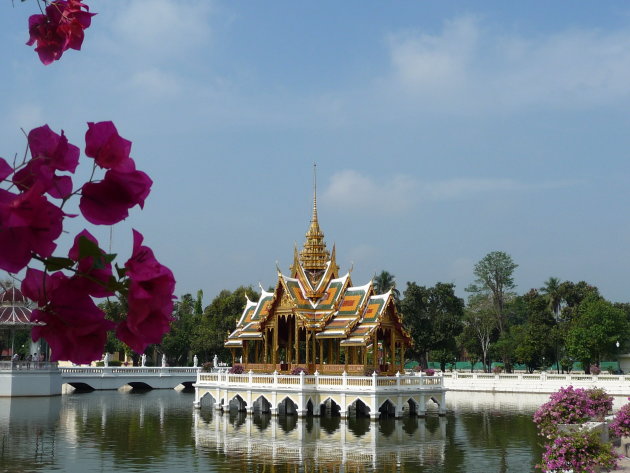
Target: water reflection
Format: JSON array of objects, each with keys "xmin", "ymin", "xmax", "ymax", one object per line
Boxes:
[
  {"xmin": 194, "ymin": 409, "xmax": 447, "ymax": 472},
  {"xmin": 0, "ymin": 390, "xmax": 556, "ymax": 472}
]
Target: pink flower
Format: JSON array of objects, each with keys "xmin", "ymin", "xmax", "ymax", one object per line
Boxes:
[
  {"xmin": 12, "ymin": 125, "xmax": 79, "ymax": 199},
  {"xmin": 116, "ymin": 230, "xmax": 175, "ymax": 353},
  {"xmin": 25, "ymin": 272, "xmax": 115, "ymax": 364},
  {"xmin": 79, "ymin": 163, "xmax": 152, "ymax": 225},
  {"xmin": 26, "ymin": 0, "xmax": 95, "ymax": 65},
  {"xmin": 0, "ymin": 158, "xmax": 13, "ymax": 181},
  {"xmin": 67, "ymin": 230, "xmax": 115, "ymax": 297},
  {"xmin": 0, "ymin": 185, "xmax": 64, "ymax": 273},
  {"xmin": 85, "ymin": 121, "xmax": 134, "ymax": 172}
]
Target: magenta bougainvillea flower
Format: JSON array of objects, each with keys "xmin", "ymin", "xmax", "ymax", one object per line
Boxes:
[
  {"xmin": 26, "ymin": 274, "xmax": 115, "ymax": 364},
  {"xmin": 26, "ymin": 0, "xmax": 95, "ymax": 65},
  {"xmin": 85, "ymin": 121, "xmax": 134, "ymax": 172},
  {"xmin": 0, "ymin": 185, "xmax": 64, "ymax": 273},
  {"xmin": 0, "ymin": 158, "xmax": 13, "ymax": 181},
  {"xmin": 12, "ymin": 125, "xmax": 79, "ymax": 199},
  {"xmin": 116, "ymin": 230, "xmax": 175, "ymax": 353},
  {"xmin": 67, "ymin": 230, "xmax": 115, "ymax": 298},
  {"xmin": 79, "ymin": 165, "xmax": 152, "ymax": 225}
]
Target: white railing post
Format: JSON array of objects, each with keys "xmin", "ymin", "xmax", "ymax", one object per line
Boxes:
[
  {"xmin": 342, "ymin": 371, "xmax": 347, "ymax": 388},
  {"xmin": 314, "ymin": 370, "xmax": 319, "ymax": 389},
  {"xmin": 248, "ymin": 370, "xmax": 253, "ymax": 387},
  {"xmin": 300, "ymin": 370, "xmax": 305, "ymax": 387},
  {"xmin": 273, "ymin": 370, "xmax": 278, "ymax": 387},
  {"xmin": 372, "ymin": 370, "xmax": 377, "ymax": 388},
  {"xmin": 396, "ymin": 371, "xmax": 400, "ymax": 388}
]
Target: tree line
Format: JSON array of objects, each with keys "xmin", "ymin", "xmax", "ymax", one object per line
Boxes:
[{"xmin": 99, "ymin": 251, "xmax": 629, "ymax": 372}]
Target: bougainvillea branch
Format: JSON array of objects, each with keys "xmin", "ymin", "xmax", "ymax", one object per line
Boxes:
[{"xmin": 0, "ymin": 122, "xmax": 175, "ymax": 363}]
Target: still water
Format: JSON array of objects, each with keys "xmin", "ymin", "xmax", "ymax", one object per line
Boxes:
[{"xmin": 0, "ymin": 389, "xmax": 552, "ymax": 473}]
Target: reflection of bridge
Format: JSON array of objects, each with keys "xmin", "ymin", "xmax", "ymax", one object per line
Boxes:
[
  {"xmin": 193, "ymin": 409, "xmax": 447, "ymax": 470},
  {"xmin": 59, "ymin": 366, "xmax": 200, "ymax": 391},
  {"xmin": 195, "ymin": 371, "xmax": 447, "ymax": 419}
]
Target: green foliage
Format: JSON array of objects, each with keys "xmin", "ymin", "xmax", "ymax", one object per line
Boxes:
[
  {"xmin": 373, "ymin": 270, "xmax": 400, "ymax": 301},
  {"xmin": 566, "ymin": 296, "xmax": 629, "ymax": 371},
  {"xmin": 466, "ymin": 251, "xmax": 518, "ymax": 335},
  {"xmin": 190, "ymin": 286, "xmax": 258, "ymax": 362},
  {"xmin": 159, "ymin": 293, "xmax": 200, "ymax": 365},
  {"xmin": 401, "ymin": 282, "xmax": 464, "ymax": 368}
]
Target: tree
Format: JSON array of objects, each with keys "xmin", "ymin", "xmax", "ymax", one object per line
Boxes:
[
  {"xmin": 466, "ymin": 251, "xmax": 518, "ymax": 335},
  {"xmin": 463, "ymin": 294, "xmax": 497, "ymax": 372},
  {"xmin": 512, "ymin": 290, "xmax": 556, "ymax": 372},
  {"xmin": 159, "ymin": 293, "xmax": 201, "ymax": 365},
  {"xmin": 540, "ymin": 277, "xmax": 563, "ymax": 320},
  {"xmin": 401, "ymin": 282, "xmax": 464, "ymax": 370},
  {"xmin": 566, "ymin": 295, "xmax": 629, "ymax": 372},
  {"xmin": 191, "ymin": 286, "xmax": 258, "ymax": 362},
  {"xmin": 373, "ymin": 270, "xmax": 400, "ymax": 301}
]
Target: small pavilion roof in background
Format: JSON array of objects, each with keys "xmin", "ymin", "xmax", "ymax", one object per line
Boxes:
[{"xmin": 0, "ymin": 287, "xmax": 40, "ymax": 326}]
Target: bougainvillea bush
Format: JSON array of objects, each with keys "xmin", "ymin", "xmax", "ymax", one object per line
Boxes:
[
  {"xmin": 0, "ymin": 123, "xmax": 175, "ymax": 364},
  {"xmin": 533, "ymin": 386, "xmax": 613, "ymax": 439},
  {"xmin": 290, "ymin": 366, "xmax": 309, "ymax": 375},
  {"xmin": 228, "ymin": 364, "xmax": 245, "ymax": 374},
  {"xmin": 610, "ymin": 399, "xmax": 630, "ymax": 438},
  {"xmin": 537, "ymin": 431, "xmax": 620, "ymax": 473}
]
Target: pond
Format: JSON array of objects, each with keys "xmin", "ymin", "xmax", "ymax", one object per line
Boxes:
[{"xmin": 0, "ymin": 389, "xmax": 561, "ymax": 472}]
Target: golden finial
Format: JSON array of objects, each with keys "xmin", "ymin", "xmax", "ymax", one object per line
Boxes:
[{"xmin": 300, "ymin": 162, "xmax": 329, "ymax": 272}]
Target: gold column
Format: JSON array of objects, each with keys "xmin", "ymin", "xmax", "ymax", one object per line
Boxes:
[
  {"xmin": 319, "ymin": 337, "xmax": 323, "ymax": 366},
  {"xmin": 328, "ymin": 339, "xmax": 332, "ymax": 364},
  {"xmin": 288, "ymin": 317, "xmax": 293, "ymax": 365},
  {"xmin": 264, "ymin": 330, "xmax": 268, "ymax": 366},
  {"xmin": 390, "ymin": 331, "xmax": 396, "ymax": 370},
  {"xmin": 294, "ymin": 318, "xmax": 299, "ymax": 364},
  {"xmin": 306, "ymin": 330, "xmax": 310, "ymax": 365},
  {"xmin": 373, "ymin": 330, "xmax": 378, "ymax": 369},
  {"xmin": 272, "ymin": 318, "xmax": 278, "ymax": 367}
]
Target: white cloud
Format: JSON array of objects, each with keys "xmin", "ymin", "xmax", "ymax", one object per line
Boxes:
[
  {"xmin": 321, "ymin": 170, "xmax": 417, "ymax": 213},
  {"xmin": 386, "ymin": 16, "xmax": 630, "ymax": 111},
  {"xmin": 130, "ymin": 68, "xmax": 182, "ymax": 98},
  {"xmin": 321, "ymin": 171, "xmax": 578, "ymax": 213}
]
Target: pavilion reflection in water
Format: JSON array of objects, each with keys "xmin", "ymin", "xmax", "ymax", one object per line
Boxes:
[{"xmin": 193, "ymin": 408, "xmax": 447, "ymax": 472}]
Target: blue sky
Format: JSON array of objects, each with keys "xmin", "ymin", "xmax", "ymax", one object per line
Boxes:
[{"xmin": 2, "ymin": 1, "xmax": 630, "ymax": 304}]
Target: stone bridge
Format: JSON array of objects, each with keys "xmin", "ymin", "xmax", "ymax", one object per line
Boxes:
[{"xmin": 59, "ymin": 366, "xmax": 200, "ymax": 391}]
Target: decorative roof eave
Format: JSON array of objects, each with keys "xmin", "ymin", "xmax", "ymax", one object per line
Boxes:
[{"xmin": 225, "ymin": 339, "xmax": 243, "ymax": 347}]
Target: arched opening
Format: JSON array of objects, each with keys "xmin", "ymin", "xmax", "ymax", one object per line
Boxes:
[
  {"xmin": 66, "ymin": 382, "xmax": 95, "ymax": 393},
  {"xmin": 405, "ymin": 398, "xmax": 417, "ymax": 416},
  {"xmin": 378, "ymin": 399, "xmax": 396, "ymax": 418},
  {"xmin": 253, "ymin": 395, "xmax": 271, "ymax": 414},
  {"xmin": 319, "ymin": 398, "xmax": 341, "ymax": 417},
  {"xmin": 127, "ymin": 382, "xmax": 153, "ymax": 391},
  {"xmin": 198, "ymin": 392, "xmax": 217, "ymax": 410},
  {"xmin": 278, "ymin": 397, "xmax": 298, "ymax": 416},
  {"xmin": 306, "ymin": 398, "xmax": 314, "ymax": 416},
  {"xmin": 228, "ymin": 394, "xmax": 247, "ymax": 412},
  {"xmin": 348, "ymin": 398, "xmax": 371, "ymax": 418}
]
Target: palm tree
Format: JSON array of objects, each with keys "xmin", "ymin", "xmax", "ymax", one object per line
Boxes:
[
  {"xmin": 373, "ymin": 270, "xmax": 400, "ymax": 300},
  {"xmin": 540, "ymin": 277, "xmax": 563, "ymax": 320}
]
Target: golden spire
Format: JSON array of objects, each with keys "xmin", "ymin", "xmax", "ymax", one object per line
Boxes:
[{"xmin": 300, "ymin": 163, "xmax": 330, "ymax": 272}]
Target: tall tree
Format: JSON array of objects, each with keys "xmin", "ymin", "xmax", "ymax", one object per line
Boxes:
[
  {"xmin": 540, "ymin": 277, "xmax": 563, "ymax": 320},
  {"xmin": 373, "ymin": 270, "xmax": 401, "ymax": 300},
  {"xmin": 466, "ymin": 251, "xmax": 518, "ymax": 336},
  {"xmin": 401, "ymin": 282, "xmax": 464, "ymax": 369},
  {"xmin": 512, "ymin": 289, "xmax": 556, "ymax": 372},
  {"xmin": 566, "ymin": 295, "xmax": 628, "ymax": 372},
  {"xmin": 463, "ymin": 294, "xmax": 497, "ymax": 372}
]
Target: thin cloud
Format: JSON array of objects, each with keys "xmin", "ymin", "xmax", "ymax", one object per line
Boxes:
[{"xmin": 386, "ymin": 16, "xmax": 630, "ymax": 112}]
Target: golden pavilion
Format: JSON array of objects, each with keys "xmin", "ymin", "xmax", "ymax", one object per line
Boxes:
[{"xmin": 225, "ymin": 188, "xmax": 412, "ymax": 375}]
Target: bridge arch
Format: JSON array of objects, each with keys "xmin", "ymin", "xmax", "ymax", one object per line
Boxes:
[
  {"xmin": 198, "ymin": 391, "xmax": 217, "ymax": 409},
  {"xmin": 227, "ymin": 394, "xmax": 247, "ymax": 412},
  {"xmin": 378, "ymin": 398, "xmax": 396, "ymax": 418},
  {"xmin": 277, "ymin": 396, "xmax": 298, "ymax": 416},
  {"xmin": 253, "ymin": 395, "xmax": 271, "ymax": 414},
  {"xmin": 348, "ymin": 397, "xmax": 371, "ymax": 418},
  {"xmin": 319, "ymin": 397, "xmax": 341, "ymax": 417},
  {"xmin": 66, "ymin": 382, "xmax": 95, "ymax": 392},
  {"xmin": 127, "ymin": 382, "xmax": 153, "ymax": 390}
]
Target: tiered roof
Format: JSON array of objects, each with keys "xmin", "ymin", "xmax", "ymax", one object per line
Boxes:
[{"xmin": 225, "ymin": 186, "xmax": 412, "ymax": 349}]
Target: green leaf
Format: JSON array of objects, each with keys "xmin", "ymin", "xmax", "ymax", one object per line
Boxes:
[
  {"xmin": 115, "ymin": 263, "xmax": 127, "ymax": 279},
  {"xmin": 44, "ymin": 256, "xmax": 75, "ymax": 272},
  {"xmin": 77, "ymin": 235, "xmax": 103, "ymax": 259}
]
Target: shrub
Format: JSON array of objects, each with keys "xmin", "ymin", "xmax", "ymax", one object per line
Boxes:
[
  {"xmin": 537, "ymin": 431, "xmax": 620, "ymax": 473},
  {"xmin": 291, "ymin": 366, "xmax": 309, "ymax": 375},
  {"xmin": 590, "ymin": 364, "xmax": 601, "ymax": 375},
  {"xmin": 424, "ymin": 368, "xmax": 435, "ymax": 376},
  {"xmin": 533, "ymin": 386, "xmax": 594, "ymax": 438},
  {"xmin": 610, "ymin": 399, "xmax": 630, "ymax": 438},
  {"xmin": 413, "ymin": 364, "xmax": 423, "ymax": 372},
  {"xmin": 586, "ymin": 388, "xmax": 613, "ymax": 420},
  {"xmin": 202, "ymin": 362, "xmax": 213, "ymax": 373},
  {"xmin": 364, "ymin": 367, "xmax": 380, "ymax": 376},
  {"xmin": 228, "ymin": 364, "xmax": 244, "ymax": 374},
  {"xmin": 492, "ymin": 365, "xmax": 503, "ymax": 374}
]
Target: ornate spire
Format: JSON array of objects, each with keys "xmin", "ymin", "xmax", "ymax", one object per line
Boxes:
[{"xmin": 300, "ymin": 163, "xmax": 330, "ymax": 272}]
